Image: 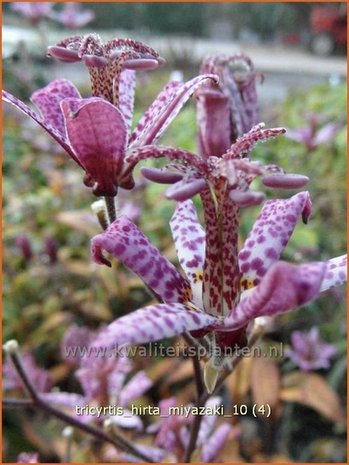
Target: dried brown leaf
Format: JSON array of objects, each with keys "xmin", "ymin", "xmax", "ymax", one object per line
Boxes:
[
  {"xmin": 280, "ymin": 371, "xmax": 345, "ymax": 424},
  {"xmin": 226, "ymin": 356, "xmax": 253, "ymax": 403}
]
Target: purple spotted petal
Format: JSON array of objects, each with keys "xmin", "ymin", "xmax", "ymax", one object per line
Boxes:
[
  {"xmin": 119, "ymin": 371, "xmax": 152, "ymax": 407},
  {"xmin": 118, "ymin": 69, "xmax": 136, "ymax": 135},
  {"xmin": 200, "ymin": 423, "xmax": 235, "ymax": 462},
  {"xmin": 128, "ymin": 80, "xmax": 182, "ymax": 146},
  {"xmin": 91, "ymin": 303, "xmax": 217, "ymax": 349},
  {"xmin": 320, "ymin": 255, "xmax": 347, "ymax": 292},
  {"xmin": 31, "ymin": 79, "xmax": 81, "ymax": 136},
  {"xmin": 129, "ymin": 75, "xmax": 218, "ymax": 147},
  {"xmin": 239, "ymin": 192, "xmax": 312, "ymax": 287},
  {"xmin": 170, "ymin": 200, "xmax": 206, "ymax": 307},
  {"xmin": 221, "ymin": 261, "xmax": 327, "ymax": 330},
  {"xmin": 2, "ymin": 90, "xmax": 78, "ymax": 162},
  {"xmin": 91, "ymin": 215, "xmax": 191, "ymax": 303},
  {"xmin": 61, "ymin": 98, "xmax": 127, "ymax": 196}
]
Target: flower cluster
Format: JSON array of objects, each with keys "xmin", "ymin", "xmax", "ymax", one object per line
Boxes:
[{"xmin": 3, "ymin": 31, "xmax": 347, "ymax": 462}]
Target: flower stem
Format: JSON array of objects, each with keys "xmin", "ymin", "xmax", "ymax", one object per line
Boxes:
[
  {"xmin": 5, "ymin": 350, "xmax": 153, "ymax": 463},
  {"xmin": 104, "ymin": 196, "xmax": 116, "ymax": 224},
  {"xmin": 184, "ymin": 323, "xmax": 264, "ymax": 462}
]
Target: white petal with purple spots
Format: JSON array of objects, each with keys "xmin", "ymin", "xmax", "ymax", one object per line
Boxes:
[
  {"xmin": 2, "ymin": 90, "xmax": 77, "ymax": 162},
  {"xmin": 129, "ymin": 75, "xmax": 218, "ymax": 147},
  {"xmin": 239, "ymin": 191, "xmax": 312, "ymax": 288},
  {"xmin": 91, "ymin": 303, "xmax": 217, "ymax": 349},
  {"xmin": 118, "ymin": 69, "xmax": 136, "ymax": 136},
  {"xmin": 320, "ymin": 255, "xmax": 347, "ymax": 292},
  {"xmin": 91, "ymin": 216, "xmax": 192, "ymax": 303},
  {"xmin": 118, "ymin": 371, "xmax": 153, "ymax": 407},
  {"xmin": 220, "ymin": 261, "xmax": 326, "ymax": 330},
  {"xmin": 170, "ymin": 201, "xmax": 206, "ymax": 307}
]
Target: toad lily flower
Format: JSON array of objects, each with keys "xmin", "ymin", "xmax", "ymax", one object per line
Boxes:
[
  {"xmin": 90, "ymin": 191, "xmax": 347, "ymax": 391},
  {"xmin": 2, "ymin": 73, "xmax": 217, "ymax": 196},
  {"xmin": 196, "ymin": 53, "xmax": 259, "ymax": 157},
  {"xmin": 47, "ymin": 34, "xmax": 166, "ymax": 106}
]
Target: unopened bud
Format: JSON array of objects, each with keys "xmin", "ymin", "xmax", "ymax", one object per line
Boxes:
[
  {"xmin": 3, "ymin": 339, "xmax": 19, "ymax": 355},
  {"xmin": 62, "ymin": 426, "xmax": 74, "ymax": 438}
]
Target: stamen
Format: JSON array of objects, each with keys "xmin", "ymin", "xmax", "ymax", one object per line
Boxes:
[
  {"xmin": 229, "ymin": 189, "xmax": 265, "ymax": 207},
  {"xmin": 262, "ymin": 173, "xmax": 309, "ymax": 189}
]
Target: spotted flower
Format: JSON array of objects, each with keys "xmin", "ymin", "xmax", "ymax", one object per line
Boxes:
[
  {"xmin": 285, "ymin": 327, "xmax": 337, "ymax": 371},
  {"xmin": 3, "ymin": 71, "xmax": 217, "ymax": 196},
  {"xmin": 47, "ymin": 34, "xmax": 166, "ymax": 106},
  {"xmin": 196, "ymin": 53, "xmax": 259, "ymax": 158},
  {"xmin": 90, "ymin": 188, "xmax": 346, "ymax": 390}
]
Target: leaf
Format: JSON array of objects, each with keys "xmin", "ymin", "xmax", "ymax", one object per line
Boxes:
[
  {"xmin": 251, "ymin": 357, "xmax": 281, "ymax": 410},
  {"xmin": 280, "ymin": 371, "xmax": 345, "ymax": 424},
  {"xmin": 226, "ymin": 356, "xmax": 253, "ymax": 404},
  {"xmin": 56, "ymin": 210, "xmax": 100, "ymax": 236}
]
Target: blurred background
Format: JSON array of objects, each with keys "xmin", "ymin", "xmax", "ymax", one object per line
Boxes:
[{"xmin": 2, "ymin": 2, "xmax": 347, "ymax": 463}]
